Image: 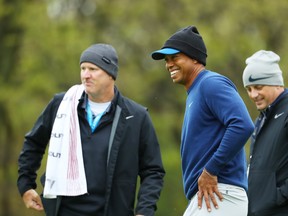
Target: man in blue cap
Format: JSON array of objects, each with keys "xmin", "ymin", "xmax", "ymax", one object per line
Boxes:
[{"xmin": 151, "ymin": 26, "xmax": 254, "ymax": 216}]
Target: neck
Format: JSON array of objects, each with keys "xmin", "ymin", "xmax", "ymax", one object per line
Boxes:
[
  {"xmin": 88, "ymin": 87, "xmax": 114, "ymax": 103},
  {"xmin": 185, "ymin": 65, "xmax": 205, "ymax": 90}
]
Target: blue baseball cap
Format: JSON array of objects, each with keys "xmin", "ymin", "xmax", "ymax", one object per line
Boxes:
[
  {"xmin": 151, "ymin": 26, "xmax": 207, "ymax": 65},
  {"xmin": 151, "ymin": 48, "xmax": 180, "ymax": 60}
]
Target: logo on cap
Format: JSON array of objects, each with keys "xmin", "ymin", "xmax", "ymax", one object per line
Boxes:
[{"xmin": 248, "ymin": 75, "xmax": 274, "ymax": 82}]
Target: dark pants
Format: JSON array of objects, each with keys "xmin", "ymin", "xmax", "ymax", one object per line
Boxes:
[{"xmin": 41, "ymin": 196, "xmax": 62, "ymax": 216}]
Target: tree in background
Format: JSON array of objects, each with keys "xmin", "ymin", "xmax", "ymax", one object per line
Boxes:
[
  {"xmin": 0, "ymin": 0, "xmax": 25, "ymax": 215},
  {"xmin": 1, "ymin": 0, "xmax": 288, "ymax": 215}
]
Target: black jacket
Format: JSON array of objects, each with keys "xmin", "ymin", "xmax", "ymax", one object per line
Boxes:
[
  {"xmin": 17, "ymin": 87, "xmax": 165, "ymax": 216},
  {"xmin": 248, "ymin": 91, "xmax": 288, "ymax": 216}
]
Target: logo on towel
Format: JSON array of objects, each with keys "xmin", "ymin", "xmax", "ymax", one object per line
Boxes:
[
  {"xmin": 56, "ymin": 113, "xmax": 66, "ymax": 119},
  {"xmin": 46, "ymin": 179, "xmax": 56, "ymax": 189},
  {"xmin": 48, "ymin": 151, "xmax": 61, "ymax": 158},
  {"xmin": 51, "ymin": 133, "xmax": 64, "ymax": 138}
]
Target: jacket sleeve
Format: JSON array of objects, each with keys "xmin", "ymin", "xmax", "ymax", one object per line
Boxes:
[
  {"xmin": 277, "ymin": 179, "xmax": 288, "ymax": 205},
  {"xmin": 135, "ymin": 111, "xmax": 165, "ymax": 216},
  {"xmin": 277, "ymin": 115, "xmax": 288, "ymax": 205},
  {"xmin": 17, "ymin": 93, "xmax": 63, "ymax": 196}
]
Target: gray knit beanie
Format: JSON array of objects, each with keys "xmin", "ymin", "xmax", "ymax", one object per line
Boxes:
[
  {"xmin": 80, "ymin": 43, "xmax": 118, "ymax": 80},
  {"xmin": 151, "ymin": 26, "xmax": 207, "ymax": 66},
  {"xmin": 243, "ymin": 50, "xmax": 284, "ymax": 87}
]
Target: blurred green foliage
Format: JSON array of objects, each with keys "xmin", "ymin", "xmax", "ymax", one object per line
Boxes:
[{"xmin": 1, "ymin": 0, "xmax": 288, "ymax": 215}]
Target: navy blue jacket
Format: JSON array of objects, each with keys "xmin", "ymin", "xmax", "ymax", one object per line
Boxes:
[
  {"xmin": 248, "ymin": 90, "xmax": 288, "ymax": 216},
  {"xmin": 17, "ymin": 87, "xmax": 165, "ymax": 216}
]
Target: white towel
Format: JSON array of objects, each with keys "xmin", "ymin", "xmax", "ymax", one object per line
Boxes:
[{"xmin": 43, "ymin": 84, "xmax": 87, "ymax": 198}]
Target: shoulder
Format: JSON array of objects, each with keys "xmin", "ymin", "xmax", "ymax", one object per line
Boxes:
[
  {"xmin": 120, "ymin": 95, "xmax": 148, "ymax": 112},
  {"xmin": 53, "ymin": 92, "xmax": 66, "ymax": 100},
  {"xmin": 116, "ymin": 93, "xmax": 150, "ymax": 121},
  {"xmin": 196, "ymin": 71, "xmax": 237, "ymax": 98},
  {"xmin": 40, "ymin": 92, "xmax": 66, "ymax": 116},
  {"xmin": 49, "ymin": 92, "xmax": 66, "ymax": 107},
  {"xmin": 202, "ymin": 71, "xmax": 236, "ymax": 89}
]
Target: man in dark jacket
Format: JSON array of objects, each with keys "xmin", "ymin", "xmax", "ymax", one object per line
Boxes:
[
  {"xmin": 242, "ymin": 50, "xmax": 288, "ymax": 216},
  {"xmin": 17, "ymin": 43, "xmax": 165, "ymax": 216}
]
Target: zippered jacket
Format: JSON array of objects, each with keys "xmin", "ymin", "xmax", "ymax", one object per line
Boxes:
[
  {"xmin": 248, "ymin": 91, "xmax": 288, "ymax": 216},
  {"xmin": 17, "ymin": 87, "xmax": 165, "ymax": 216}
]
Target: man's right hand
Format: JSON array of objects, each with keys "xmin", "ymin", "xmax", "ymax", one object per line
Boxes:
[
  {"xmin": 22, "ymin": 189, "xmax": 44, "ymax": 211},
  {"xmin": 197, "ymin": 169, "xmax": 223, "ymax": 212}
]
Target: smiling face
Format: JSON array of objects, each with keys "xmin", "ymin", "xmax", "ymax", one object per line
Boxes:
[
  {"xmin": 245, "ymin": 85, "xmax": 284, "ymax": 111},
  {"xmin": 164, "ymin": 53, "xmax": 205, "ymax": 90},
  {"xmin": 80, "ymin": 62, "xmax": 114, "ymax": 102}
]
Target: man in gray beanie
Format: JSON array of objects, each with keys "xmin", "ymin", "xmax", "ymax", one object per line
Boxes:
[
  {"xmin": 80, "ymin": 43, "xmax": 118, "ymax": 80},
  {"xmin": 17, "ymin": 43, "xmax": 165, "ymax": 216},
  {"xmin": 242, "ymin": 50, "xmax": 288, "ymax": 216},
  {"xmin": 151, "ymin": 26, "xmax": 254, "ymax": 216}
]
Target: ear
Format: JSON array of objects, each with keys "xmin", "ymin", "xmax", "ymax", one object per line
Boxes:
[{"xmin": 192, "ymin": 59, "xmax": 199, "ymax": 64}]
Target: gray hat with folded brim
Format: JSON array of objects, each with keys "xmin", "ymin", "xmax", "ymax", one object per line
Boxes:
[
  {"xmin": 242, "ymin": 50, "xmax": 284, "ymax": 87},
  {"xmin": 80, "ymin": 43, "xmax": 118, "ymax": 80}
]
